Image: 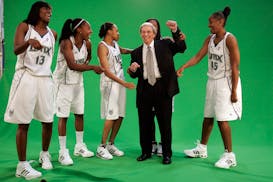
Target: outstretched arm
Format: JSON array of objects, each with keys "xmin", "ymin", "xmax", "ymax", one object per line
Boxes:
[
  {"xmin": 98, "ymin": 43, "xmax": 135, "ymax": 89},
  {"xmin": 119, "ymin": 46, "xmax": 133, "ymax": 54},
  {"xmin": 176, "ymin": 36, "xmax": 210, "ymax": 77},
  {"xmin": 85, "ymin": 40, "xmax": 102, "ymax": 74},
  {"xmin": 61, "ymin": 39, "xmax": 102, "ymax": 72}
]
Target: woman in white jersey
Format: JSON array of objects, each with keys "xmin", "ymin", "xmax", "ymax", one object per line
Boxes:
[
  {"xmin": 4, "ymin": 1, "xmax": 57, "ymax": 180},
  {"xmin": 96, "ymin": 22, "xmax": 135, "ymax": 160},
  {"xmin": 177, "ymin": 7, "xmax": 242, "ymax": 169},
  {"xmin": 53, "ymin": 18, "xmax": 102, "ymax": 166}
]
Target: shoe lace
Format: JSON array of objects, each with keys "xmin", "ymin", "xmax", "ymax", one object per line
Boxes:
[
  {"xmin": 21, "ymin": 162, "xmax": 36, "ymax": 176},
  {"xmin": 194, "ymin": 140, "xmax": 201, "ymax": 145},
  {"xmin": 61, "ymin": 150, "xmax": 71, "ymax": 160},
  {"xmin": 218, "ymin": 153, "xmax": 231, "ymax": 163},
  {"xmin": 99, "ymin": 147, "xmax": 110, "ymax": 156},
  {"xmin": 41, "ymin": 153, "xmax": 51, "ymax": 162},
  {"xmin": 78, "ymin": 144, "xmax": 89, "ymax": 153}
]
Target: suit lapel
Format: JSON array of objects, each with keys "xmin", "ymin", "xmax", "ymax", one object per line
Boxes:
[{"xmin": 154, "ymin": 41, "xmax": 162, "ymax": 69}]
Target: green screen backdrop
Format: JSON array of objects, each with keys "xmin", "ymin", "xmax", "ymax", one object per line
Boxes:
[{"xmin": 0, "ymin": 0, "xmax": 272, "ymax": 182}]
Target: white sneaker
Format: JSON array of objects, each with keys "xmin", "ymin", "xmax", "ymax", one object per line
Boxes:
[
  {"xmin": 106, "ymin": 144, "xmax": 124, "ymax": 156},
  {"xmin": 96, "ymin": 146, "xmax": 113, "ymax": 160},
  {"xmin": 39, "ymin": 151, "xmax": 53, "ymax": 170},
  {"xmin": 215, "ymin": 151, "xmax": 237, "ymax": 169},
  {"xmin": 152, "ymin": 142, "xmax": 157, "ymax": 154},
  {"xmin": 157, "ymin": 143, "xmax": 163, "ymax": 157},
  {"xmin": 184, "ymin": 140, "xmax": 208, "ymax": 158},
  {"xmin": 58, "ymin": 149, "xmax": 73, "ymax": 165},
  {"xmin": 74, "ymin": 143, "xmax": 94, "ymax": 157},
  {"xmin": 16, "ymin": 161, "xmax": 42, "ymax": 180}
]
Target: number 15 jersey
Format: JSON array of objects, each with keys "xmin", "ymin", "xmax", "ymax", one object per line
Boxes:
[
  {"xmin": 15, "ymin": 25, "xmax": 55, "ymax": 76},
  {"xmin": 207, "ymin": 32, "xmax": 232, "ymax": 79}
]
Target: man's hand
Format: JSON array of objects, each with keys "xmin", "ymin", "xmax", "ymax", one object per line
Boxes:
[
  {"xmin": 129, "ymin": 62, "xmax": 140, "ymax": 73},
  {"xmin": 166, "ymin": 20, "xmax": 178, "ymax": 32}
]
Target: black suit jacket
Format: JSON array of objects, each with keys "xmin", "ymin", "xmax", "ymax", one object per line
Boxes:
[{"xmin": 129, "ymin": 29, "xmax": 187, "ymax": 108}]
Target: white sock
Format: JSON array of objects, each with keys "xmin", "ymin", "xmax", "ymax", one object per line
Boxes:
[
  {"xmin": 18, "ymin": 161, "xmax": 27, "ymax": 165},
  {"xmin": 76, "ymin": 131, "xmax": 84, "ymax": 145},
  {"xmin": 41, "ymin": 151, "xmax": 49, "ymax": 155},
  {"xmin": 200, "ymin": 143, "xmax": 207, "ymax": 149},
  {"xmin": 59, "ymin": 136, "xmax": 66, "ymax": 150}
]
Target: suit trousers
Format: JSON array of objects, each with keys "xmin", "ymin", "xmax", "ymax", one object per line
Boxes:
[{"xmin": 137, "ymin": 79, "xmax": 173, "ymax": 157}]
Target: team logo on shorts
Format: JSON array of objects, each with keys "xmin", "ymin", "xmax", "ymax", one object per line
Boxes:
[
  {"xmin": 9, "ymin": 109, "xmax": 14, "ymax": 116},
  {"xmin": 109, "ymin": 110, "xmax": 113, "ymax": 115}
]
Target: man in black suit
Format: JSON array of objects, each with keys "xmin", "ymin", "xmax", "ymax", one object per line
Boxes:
[{"xmin": 128, "ymin": 20, "xmax": 186, "ymax": 164}]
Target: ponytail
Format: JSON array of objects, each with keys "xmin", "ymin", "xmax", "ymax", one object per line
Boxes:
[
  {"xmin": 211, "ymin": 6, "xmax": 231, "ymax": 27},
  {"xmin": 59, "ymin": 18, "xmax": 86, "ymax": 44}
]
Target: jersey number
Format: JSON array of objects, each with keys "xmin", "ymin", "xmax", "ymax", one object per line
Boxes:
[
  {"xmin": 36, "ymin": 56, "xmax": 45, "ymax": 65},
  {"xmin": 211, "ymin": 61, "xmax": 218, "ymax": 70}
]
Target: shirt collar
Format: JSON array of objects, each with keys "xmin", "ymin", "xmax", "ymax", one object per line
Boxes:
[{"xmin": 144, "ymin": 40, "xmax": 154, "ymax": 49}]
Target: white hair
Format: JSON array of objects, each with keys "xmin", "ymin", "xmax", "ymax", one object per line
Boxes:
[{"xmin": 139, "ymin": 22, "xmax": 157, "ymax": 34}]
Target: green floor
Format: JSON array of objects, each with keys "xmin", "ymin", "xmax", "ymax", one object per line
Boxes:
[{"xmin": 0, "ymin": 0, "xmax": 272, "ymax": 181}]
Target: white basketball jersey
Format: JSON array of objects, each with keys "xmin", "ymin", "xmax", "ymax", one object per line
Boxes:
[
  {"xmin": 100, "ymin": 41, "xmax": 124, "ymax": 82},
  {"xmin": 15, "ymin": 25, "xmax": 55, "ymax": 76},
  {"xmin": 207, "ymin": 32, "xmax": 232, "ymax": 79},
  {"xmin": 53, "ymin": 36, "xmax": 87, "ymax": 84}
]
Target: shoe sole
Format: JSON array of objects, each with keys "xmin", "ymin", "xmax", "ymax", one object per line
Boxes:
[
  {"xmin": 74, "ymin": 152, "xmax": 94, "ymax": 158},
  {"xmin": 184, "ymin": 151, "xmax": 208, "ymax": 158},
  {"xmin": 39, "ymin": 158, "xmax": 53, "ymax": 170},
  {"xmin": 16, "ymin": 173, "xmax": 42, "ymax": 180},
  {"xmin": 215, "ymin": 163, "xmax": 237, "ymax": 169},
  {"xmin": 96, "ymin": 154, "xmax": 113, "ymax": 160},
  {"xmin": 58, "ymin": 160, "xmax": 73, "ymax": 166},
  {"xmin": 110, "ymin": 153, "xmax": 124, "ymax": 157}
]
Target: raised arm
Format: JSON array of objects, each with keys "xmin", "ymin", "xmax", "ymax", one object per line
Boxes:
[
  {"xmin": 166, "ymin": 20, "xmax": 187, "ymax": 54},
  {"xmin": 176, "ymin": 36, "xmax": 210, "ymax": 77},
  {"xmin": 226, "ymin": 34, "xmax": 240, "ymax": 103},
  {"xmin": 98, "ymin": 43, "xmax": 135, "ymax": 89}
]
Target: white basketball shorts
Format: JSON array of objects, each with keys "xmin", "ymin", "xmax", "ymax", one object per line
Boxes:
[
  {"xmin": 100, "ymin": 80, "xmax": 126, "ymax": 120},
  {"xmin": 204, "ymin": 77, "xmax": 242, "ymax": 121},
  {"xmin": 4, "ymin": 70, "xmax": 54, "ymax": 124},
  {"xmin": 55, "ymin": 83, "xmax": 84, "ymax": 117}
]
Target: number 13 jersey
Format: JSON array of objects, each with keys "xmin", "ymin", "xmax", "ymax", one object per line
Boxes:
[{"xmin": 15, "ymin": 25, "xmax": 55, "ymax": 76}]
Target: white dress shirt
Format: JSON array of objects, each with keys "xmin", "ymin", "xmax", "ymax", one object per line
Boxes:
[{"xmin": 142, "ymin": 40, "xmax": 161, "ymax": 80}]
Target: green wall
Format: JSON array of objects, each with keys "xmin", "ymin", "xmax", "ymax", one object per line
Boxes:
[{"xmin": 0, "ymin": 0, "xmax": 272, "ymax": 181}]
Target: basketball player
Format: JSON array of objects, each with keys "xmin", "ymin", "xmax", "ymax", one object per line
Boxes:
[
  {"xmin": 4, "ymin": 1, "xmax": 57, "ymax": 180},
  {"xmin": 96, "ymin": 22, "xmax": 135, "ymax": 160},
  {"xmin": 53, "ymin": 18, "xmax": 102, "ymax": 165},
  {"xmin": 177, "ymin": 7, "xmax": 242, "ymax": 169}
]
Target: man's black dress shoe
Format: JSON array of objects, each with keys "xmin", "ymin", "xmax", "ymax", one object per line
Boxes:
[
  {"xmin": 162, "ymin": 156, "xmax": 172, "ymax": 164},
  {"xmin": 137, "ymin": 154, "xmax": 151, "ymax": 161}
]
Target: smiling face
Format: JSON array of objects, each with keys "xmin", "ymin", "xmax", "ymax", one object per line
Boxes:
[
  {"xmin": 140, "ymin": 25, "xmax": 156, "ymax": 45},
  {"xmin": 78, "ymin": 21, "xmax": 93, "ymax": 40},
  {"xmin": 109, "ymin": 24, "xmax": 120, "ymax": 41},
  {"xmin": 208, "ymin": 16, "xmax": 224, "ymax": 34},
  {"xmin": 39, "ymin": 6, "xmax": 52, "ymax": 24}
]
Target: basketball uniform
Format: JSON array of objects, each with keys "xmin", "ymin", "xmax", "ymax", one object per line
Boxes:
[
  {"xmin": 53, "ymin": 36, "xmax": 87, "ymax": 117},
  {"xmin": 4, "ymin": 25, "xmax": 55, "ymax": 124},
  {"xmin": 100, "ymin": 41, "xmax": 126, "ymax": 120},
  {"xmin": 204, "ymin": 32, "xmax": 242, "ymax": 121}
]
